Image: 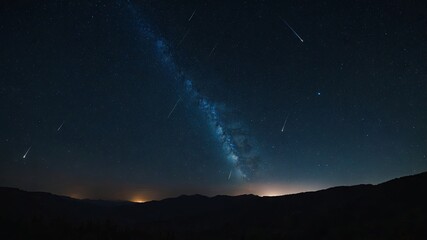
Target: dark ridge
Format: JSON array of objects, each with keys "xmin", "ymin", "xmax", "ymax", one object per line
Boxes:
[{"xmin": 1, "ymin": 172, "xmax": 427, "ymax": 239}]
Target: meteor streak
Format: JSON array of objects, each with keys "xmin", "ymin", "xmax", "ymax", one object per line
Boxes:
[
  {"xmin": 208, "ymin": 43, "xmax": 218, "ymax": 57},
  {"xmin": 188, "ymin": 8, "xmax": 197, "ymax": 22},
  {"xmin": 167, "ymin": 97, "xmax": 182, "ymax": 118},
  {"xmin": 23, "ymin": 146, "xmax": 31, "ymax": 159},
  {"xmin": 57, "ymin": 121, "xmax": 64, "ymax": 131},
  {"xmin": 228, "ymin": 170, "xmax": 232, "ymax": 180},
  {"xmin": 279, "ymin": 17, "xmax": 304, "ymax": 43},
  {"xmin": 177, "ymin": 29, "xmax": 190, "ymax": 46},
  {"xmin": 281, "ymin": 114, "xmax": 289, "ymax": 132}
]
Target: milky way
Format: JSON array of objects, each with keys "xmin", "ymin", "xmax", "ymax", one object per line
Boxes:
[{"xmin": 125, "ymin": 1, "xmax": 260, "ymax": 180}]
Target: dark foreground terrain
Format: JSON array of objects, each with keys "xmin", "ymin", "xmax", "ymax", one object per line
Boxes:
[{"xmin": 1, "ymin": 172, "xmax": 427, "ymax": 239}]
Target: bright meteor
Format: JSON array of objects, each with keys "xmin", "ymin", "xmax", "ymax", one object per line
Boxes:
[
  {"xmin": 23, "ymin": 146, "xmax": 32, "ymax": 159},
  {"xmin": 279, "ymin": 17, "xmax": 304, "ymax": 43},
  {"xmin": 281, "ymin": 114, "xmax": 290, "ymax": 132}
]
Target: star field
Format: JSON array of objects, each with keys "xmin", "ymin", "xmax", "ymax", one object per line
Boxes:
[{"xmin": 0, "ymin": 0, "xmax": 426, "ymax": 200}]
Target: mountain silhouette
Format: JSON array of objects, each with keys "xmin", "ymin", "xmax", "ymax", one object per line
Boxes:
[{"xmin": 1, "ymin": 172, "xmax": 427, "ymax": 239}]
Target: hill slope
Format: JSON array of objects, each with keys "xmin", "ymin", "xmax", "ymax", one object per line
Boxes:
[{"xmin": 1, "ymin": 172, "xmax": 427, "ymax": 239}]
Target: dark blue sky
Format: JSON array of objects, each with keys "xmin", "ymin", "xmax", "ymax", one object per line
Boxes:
[{"xmin": 1, "ymin": 0, "xmax": 426, "ymax": 201}]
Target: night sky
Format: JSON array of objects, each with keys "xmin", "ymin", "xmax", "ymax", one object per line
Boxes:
[{"xmin": 1, "ymin": 0, "xmax": 426, "ymax": 201}]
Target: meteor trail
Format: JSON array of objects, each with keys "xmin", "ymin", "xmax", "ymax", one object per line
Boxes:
[
  {"xmin": 23, "ymin": 146, "xmax": 31, "ymax": 159},
  {"xmin": 208, "ymin": 43, "xmax": 218, "ymax": 57},
  {"xmin": 57, "ymin": 121, "xmax": 64, "ymax": 131},
  {"xmin": 228, "ymin": 170, "xmax": 232, "ymax": 180},
  {"xmin": 177, "ymin": 29, "xmax": 190, "ymax": 46},
  {"xmin": 279, "ymin": 17, "xmax": 304, "ymax": 43},
  {"xmin": 281, "ymin": 114, "xmax": 290, "ymax": 132},
  {"xmin": 167, "ymin": 97, "xmax": 182, "ymax": 118},
  {"xmin": 188, "ymin": 8, "xmax": 197, "ymax": 22}
]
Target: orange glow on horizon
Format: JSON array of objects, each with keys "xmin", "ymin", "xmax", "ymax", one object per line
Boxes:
[
  {"xmin": 62, "ymin": 183, "xmax": 325, "ymax": 202},
  {"xmin": 68, "ymin": 193, "xmax": 83, "ymax": 199},
  {"xmin": 233, "ymin": 182, "xmax": 324, "ymax": 197},
  {"xmin": 130, "ymin": 197, "xmax": 146, "ymax": 203},
  {"xmin": 258, "ymin": 187, "xmax": 299, "ymax": 197}
]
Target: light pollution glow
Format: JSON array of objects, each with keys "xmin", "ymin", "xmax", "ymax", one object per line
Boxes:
[
  {"xmin": 231, "ymin": 183, "xmax": 325, "ymax": 197},
  {"xmin": 72, "ymin": 183, "xmax": 324, "ymax": 202}
]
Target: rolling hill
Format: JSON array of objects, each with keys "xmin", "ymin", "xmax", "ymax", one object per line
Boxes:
[{"xmin": 1, "ymin": 172, "xmax": 427, "ymax": 239}]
